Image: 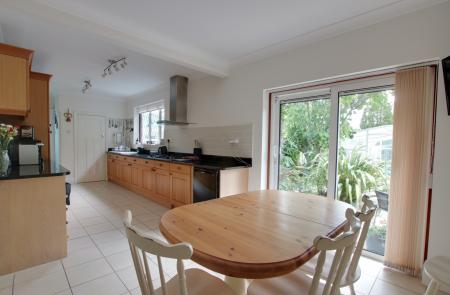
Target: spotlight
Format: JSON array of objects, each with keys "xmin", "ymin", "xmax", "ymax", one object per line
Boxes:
[{"xmin": 102, "ymin": 57, "xmax": 127, "ymax": 78}]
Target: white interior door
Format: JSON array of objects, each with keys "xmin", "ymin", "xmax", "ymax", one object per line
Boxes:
[{"xmin": 76, "ymin": 114, "xmax": 106, "ymax": 183}]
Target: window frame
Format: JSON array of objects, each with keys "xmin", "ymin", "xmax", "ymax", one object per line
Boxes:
[
  {"xmin": 269, "ymin": 76, "xmax": 395, "ymax": 198},
  {"xmin": 135, "ymin": 101, "xmax": 165, "ymax": 145}
]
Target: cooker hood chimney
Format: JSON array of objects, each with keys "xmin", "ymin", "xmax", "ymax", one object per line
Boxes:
[{"xmin": 157, "ymin": 75, "xmax": 191, "ymax": 125}]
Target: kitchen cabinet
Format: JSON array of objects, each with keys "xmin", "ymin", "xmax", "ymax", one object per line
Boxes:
[
  {"xmin": 130, "ymin": 164, "xmax": 142, "ymax": 188},
  {"xmin": 141, "ymin": 166, "xmax": 155, "ymax": 193},
  {"xmin": 154, "ymin": 168, "xmax": 171, "ymax": 202},
  {"xmin": 170, "ymin": 172, "xmax": 192, "ymax": 207},
  {"xmin": 0, "ymin": 43, "xmax": 33, "ymax": 116},
  {"xmin": 107, "ymin": 154, "xmax": 192, "ymax": 208}
]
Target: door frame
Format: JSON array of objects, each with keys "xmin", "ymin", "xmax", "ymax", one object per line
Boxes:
[
  {"xmin": 268, "ymin": 76, "xmax": 395, "ymax": 199},
  {"xmin": 74, "ymin": 112, "xmax": 107, "ymax": 183}
]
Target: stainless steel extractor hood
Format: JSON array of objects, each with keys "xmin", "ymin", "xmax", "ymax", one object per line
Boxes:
[{"xmin": 157, "ymin": 75, "xmax": 192, "ymax": 125}]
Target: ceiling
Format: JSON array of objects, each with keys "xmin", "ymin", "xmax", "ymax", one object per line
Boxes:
[{"xmin": 0, "ymin": 0, "xmax": 446, "ymax": 99}]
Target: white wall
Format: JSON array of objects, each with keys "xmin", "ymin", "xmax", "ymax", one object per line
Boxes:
[
  {"xmin": 126, "ymin": 2, "xmax": 450, "ymax": 259},
  {"xmin": 58, "ymin": 93, "xmax": 128, "ymax": 183}
]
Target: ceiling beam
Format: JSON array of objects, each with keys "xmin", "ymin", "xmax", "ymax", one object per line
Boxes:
[{"xmin": 2, "ymin": 0, "xmax": 229, "ymax": 77}]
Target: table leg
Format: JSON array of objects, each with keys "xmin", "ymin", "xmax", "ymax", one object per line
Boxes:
[{"xmin": 224, "ymin": 276, "xmax": 251, "ymax": 295}]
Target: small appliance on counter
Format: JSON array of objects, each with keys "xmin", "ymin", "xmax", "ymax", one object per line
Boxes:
[{"xmin": 18, "ymin": 142, "xmax": 43, "ymax": 165}]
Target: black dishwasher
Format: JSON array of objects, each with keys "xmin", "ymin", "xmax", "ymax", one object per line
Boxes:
[{"xmin": 193, "ymin": 167, "xmax": 219, "ymax": 203}]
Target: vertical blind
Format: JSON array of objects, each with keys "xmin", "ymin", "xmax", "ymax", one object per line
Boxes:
[{"xmin": 384, "ymin": 66, "xmax": 436, "ymax": 276}]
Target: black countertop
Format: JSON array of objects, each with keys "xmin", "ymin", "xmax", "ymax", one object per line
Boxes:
[
  {"xmin": 0, "ymin": 161, "xmax": 70, "ymax": 180},
  {"xmin": 108, "ymin": 151, "xmax": 252, "ymax": 171}
]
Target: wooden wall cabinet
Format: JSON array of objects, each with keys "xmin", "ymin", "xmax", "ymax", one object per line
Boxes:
[
  {"xmin": 0, "ymin": 43, "xmax": 33, "ymax": 116},
  {"xmin": 107, "ymin": 155, "xmax": 192, "ymax": 208}
]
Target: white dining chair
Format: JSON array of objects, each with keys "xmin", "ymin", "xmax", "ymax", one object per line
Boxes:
[
  {"xmin": 423, "ymin": 256, "xmax": 450, "ymax": 295},
  {"xmin": 300, "ymin": 195, "xmax": 377, "ymax": 289},
  {"xmin": 247, "ymin": 208, "xmax": 361, "ymax": 295},
  {"xmin": 123, "ymin": 210, "xmax": 234, "ymax": 295}
]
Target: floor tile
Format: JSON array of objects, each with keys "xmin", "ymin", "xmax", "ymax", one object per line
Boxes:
[
  {"xmin": 0, "ymin": 274, "xmax": 13, "ymax": 290},
  {"xmin": 68, "ymin": 236, "xmax": 95, "ymax": 253},
  {"xmin": 106, "ymin": 250, "xmax": 134, "ymax": 272},
  {"xmin": 91, "ymin": 230, "xmax": 124, "ymax": 245},
  {"xmin": 78, "ymin": 216, "xmax": 109, "ymax": 227},
  {"xmin": 53, "ymin": 290, "xmax": 72, "ymax": 295},
  {"xmin": 67, "ymin": 225, "xmax": 88, "ymax": 240},
  {"xmin": 96, "ymin": 238, "xmax": 130, "ymax": 256},
  {"xmin": 369, "ymin": 280, "xmax": 417, "ymax": 295},
  {"xmin": 0, "ymin": 287, "xmax": 12, "ymax": 295},
  {"xmin": 116, "ymin": 267, "xmax": 140, "ymax": 291},
  {"xmin": 353, "ymin": 273, "xmax": 377, "ymax": 294},
  {"xmin": 377, "ymin": 267, "xmax": 426, "ymax": 294},
  {"xmin": 14, "ymin": 270, "xmax": 69, "ymax": 295},
  {"xmin": 66, "ymin": 258, "xmax": 113, "ymax": 287},
  {"xmin": 62, "ymin": 246, "xmax": 103, "ymax": 268},
  {"xmin": 84, "ymin": 222, "xmax": 116, "ymax": 235},
  {"xmin": 72, "ymin": 273, "xmax": 127, "ymax": 295},
  {"xmin": 14, "ymin": 260, "xmax": 63, "ymax": 284}
]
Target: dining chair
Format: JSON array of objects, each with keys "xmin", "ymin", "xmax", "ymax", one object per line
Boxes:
[
  {"xmin": 300, "ymin": 195, "xmax": 377, "ymax": 288},
  {"xmin": 247, "ymin": 208, "xmax": 361, "ymax": 295},
  {"xmin": 123, "ymin": 210, "xmax": 234, "ymax": 295},
  {"xmin": 423, "ymin": 255, "xmax": 450, "ymax": 295}
]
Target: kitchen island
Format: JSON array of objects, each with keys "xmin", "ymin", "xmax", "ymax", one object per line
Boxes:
[{"xmin": 0, "ymin": 162, "xmax": 70, "ymax": 275}]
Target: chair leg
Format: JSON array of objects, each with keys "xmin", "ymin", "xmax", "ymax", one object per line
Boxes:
[
  {"xmin": 425, "ymin": 279, "xmax": 439, "ymax": 295},
  {"xmin": 349, "ymin": 284, "xmax": 357, "ymax": 295}
]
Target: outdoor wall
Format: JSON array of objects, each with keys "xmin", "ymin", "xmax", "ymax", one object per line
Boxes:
[
  {"xmin": 58, "ymin": 93, "xmax": 127, "ymax": 183},
  {"xmin": 126, "ymin": 2, "xmax": 450, "ymax": 261}
]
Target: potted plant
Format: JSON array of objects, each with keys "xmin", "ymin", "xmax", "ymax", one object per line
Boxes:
[{"xmin": 0, "ymin": 124, "xmax": 18, "ymax": 175}]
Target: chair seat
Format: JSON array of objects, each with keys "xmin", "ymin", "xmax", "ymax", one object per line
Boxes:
[
  {"xmin": 300, "ymin": 251, "xmax": 361, "ymax": 287},
  {"xmin": 247, "ymin": 268, "xmax": 325, "ymax": 295},
  {"xmin": 156, "ymin": 268, "xmax": 235, "ymax": 295},
  {"xmin": 424, "ymin": 256, "xmax": 450, "ymax": 287}
]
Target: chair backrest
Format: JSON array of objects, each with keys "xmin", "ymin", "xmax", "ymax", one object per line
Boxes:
[
  {"xmin": 123, "ymin": 210, "xmax": 193, "ymax": 295},
  {"xmin": 375, "ymin": 191, "xmax": 389, "ymax": 210},
  {"xmin": 346, "ymin": 195, "xmax": 377, "ymax": 279},
  {"xmin": 309, "ymin": 208, "xmax": 361, "ymax": 295}
]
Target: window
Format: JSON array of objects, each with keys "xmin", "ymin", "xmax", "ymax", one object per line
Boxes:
[{"xmin": 138, "ymin": 106, "xmax": 164, "ymax": 144}]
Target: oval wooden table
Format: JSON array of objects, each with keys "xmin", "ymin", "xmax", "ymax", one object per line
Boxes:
[{"xmin": 160, "ymin": 190, "xmax": 353, "ymax": 295}]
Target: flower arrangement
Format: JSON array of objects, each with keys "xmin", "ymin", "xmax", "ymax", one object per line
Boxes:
[{"xmin": 0, "ymin": 124, "xmax": 18, "ymax": 150}]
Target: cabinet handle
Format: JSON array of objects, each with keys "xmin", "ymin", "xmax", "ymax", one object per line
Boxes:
[
  {"xmin": 128, "ymin": 163, "xmax": 132, "ymax": 166},
  {"xmin": 145, "ymin": 161, "xmax": 149, "ymax": 164},
  {"xmin": 151, "ymin": 168, "xmax": 156, "ymax": 172},
  {"xmin": 169, "ymin": 172, "xmax": 172, "ymax": 176}
]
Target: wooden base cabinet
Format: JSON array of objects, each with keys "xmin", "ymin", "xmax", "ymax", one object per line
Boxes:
[
  {"xmin": 170, "ymin": 172, "xmax": 192, "ymax": 207},
  {"xmin": 107, "ymin": 155, "xmax": 193, "ymax": 208}
]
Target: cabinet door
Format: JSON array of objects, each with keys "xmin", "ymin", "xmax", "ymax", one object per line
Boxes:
[
  {"xmin": 0, "ymin": 54, "xmax": 29, "ymax": 115},
  {"xmin": 131, "ymin": 164, "xmax": 142, "ymax": 187},
  {"xmin": 141, "ymin": 167, "xmax": 155, "ymax": 193},
  {"xmin": 154, "ymin": 168, "xmax": 171, "ymax": 201},
  {"xmin": 121, "ymin": 163, "xmax": 132, "ymax": 184},
  {"xmin": 107, "ymin": 159, "xmax": 113, "ymax": 179},
  {"xmin": 170, "ymin": 172, "xmax": 192, "ymax": 207}
]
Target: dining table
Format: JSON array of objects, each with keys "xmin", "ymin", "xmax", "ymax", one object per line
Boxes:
[{"xmin": 159, "ymin": 189, "xmax": 353, "ymax": 295}]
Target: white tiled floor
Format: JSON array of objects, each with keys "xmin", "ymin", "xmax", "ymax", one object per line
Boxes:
[{"xmin": 0, "ymin": 181, "xmax": 444, "ymax": 295}]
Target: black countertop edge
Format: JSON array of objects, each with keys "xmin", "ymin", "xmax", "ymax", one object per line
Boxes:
[
  {"xmin": 0, "ymin": 161, "xmax": 70, "ymax": 180},
  {"xmin": 108, "ymin": 151, "xmax": 252, "ymax": 171}
]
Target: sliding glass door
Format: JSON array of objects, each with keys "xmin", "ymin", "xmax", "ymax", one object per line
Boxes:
[
  {"xmin": 270, "ymin": 78, "xmax": 394, "ymax": 256},
  {"xmin": 278, "ymin": 95, "xmax": 331, "ymax": 195}
]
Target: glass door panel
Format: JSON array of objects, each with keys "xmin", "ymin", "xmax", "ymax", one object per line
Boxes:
[
  {"xmin": 278, "ymin": 96, "xmax": 331, "ymax": 196},
  {"xmin": 337, "ymin": 88, "xmax": 394, "ymax": 255}
]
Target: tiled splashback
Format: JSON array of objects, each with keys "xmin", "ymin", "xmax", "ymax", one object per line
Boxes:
[{"xmin": 164, "ymin": 124, "xmax": 252, "ymax": 158}]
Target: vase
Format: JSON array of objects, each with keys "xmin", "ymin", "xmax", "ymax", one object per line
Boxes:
[{"xmin": 0, "ymin": 149, "xmax": 10, "ymax": 176}]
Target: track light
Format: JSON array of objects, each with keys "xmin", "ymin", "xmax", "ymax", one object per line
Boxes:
[
  {"xmin": 102, "ymin": 57, "xmax": 127, "ymax": 78},
  {"xmin": 82, "ymin": 80, "xmax": 92, "ymax": 94}
]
